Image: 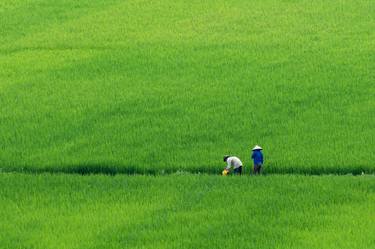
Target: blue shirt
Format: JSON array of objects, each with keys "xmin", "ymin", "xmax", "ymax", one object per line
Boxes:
[{"xmin": 251, "ymin": 150, "xmax": 263, "ymax": 165}]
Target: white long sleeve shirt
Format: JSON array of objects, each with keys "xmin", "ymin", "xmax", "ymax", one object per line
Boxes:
[{"xmin": 226, "ymin": 156, "xmax": 243, "ymax": 170}]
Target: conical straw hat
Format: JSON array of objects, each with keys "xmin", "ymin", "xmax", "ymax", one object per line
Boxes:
[{"xmin": 252, "ymin": 145, "xmax": 262, "ymax": 151}]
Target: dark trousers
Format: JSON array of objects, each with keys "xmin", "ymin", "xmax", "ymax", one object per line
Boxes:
[
  {"xmin": 254, "ymin": 164, "xmax": 262, "ymax": 174},
  {"xmin": 234, "ymin": 166, "xmax": 242, "ymax": 175}
]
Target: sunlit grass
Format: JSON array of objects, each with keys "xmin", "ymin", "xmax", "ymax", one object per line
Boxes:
[
  {"xmin": 0, "ymin": 0, "xmax": 374, "ymax": 173},
  {"xmin": 0, "ymin": 173, "xmax": 374, "ymax": 249}
]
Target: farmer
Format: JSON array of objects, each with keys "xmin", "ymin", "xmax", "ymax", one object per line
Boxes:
[
  {"xmin": 251, "ymin": 145, "xmax": 263, "ymax": 174},
  {"xmin": 223, "ymin": 155, "xmax": 243, "ymax": 175}
]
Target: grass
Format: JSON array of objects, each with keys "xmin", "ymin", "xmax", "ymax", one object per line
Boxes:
[
  {"xmin": 1, "ymin": 0, "xmax": 374, "ymax": 174},
  {"xmin": 1, "ymin": 2, "xmax": 374, "ymax": 248},
  {"xmin": 1, "ymin": 173, "xmax": 374, "ymax": 249}
]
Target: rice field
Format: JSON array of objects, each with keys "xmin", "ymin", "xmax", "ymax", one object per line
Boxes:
[
  {"xmin": 1, "ymin": 173, "xmax": 374, "ymax": 249},
  {"xmin": 1, "ymin": 1, "xmax": 374, "ymax": 248},
  {"xmin": 1, "ymin": 0, "xmax": 374, "ymax": 174}
]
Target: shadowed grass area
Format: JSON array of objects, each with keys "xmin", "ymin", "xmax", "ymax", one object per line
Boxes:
[
  {"xmin": 0, "ymin": 0, "xmax": 374, "ymax": 174},
  {"xmin": 1, "ymin": 173, "xmax": 374, "ymax": 249},
  {"xmin": 0, "ymin": 163, "xmax": 373, "ymax": 176}
]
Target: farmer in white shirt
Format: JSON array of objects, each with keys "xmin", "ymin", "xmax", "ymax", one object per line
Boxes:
[{"xmin": 223, "ymin": 155, "xmax": 243, "ymax": 175}]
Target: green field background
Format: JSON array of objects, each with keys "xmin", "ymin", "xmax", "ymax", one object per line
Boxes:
[
  {"xmin": 1, "ymin": 173, "xmax": 374, "ymax": 249},
  {"xmin": 1, "ymin": 0, "xmax": 374, "ymax": 173}
]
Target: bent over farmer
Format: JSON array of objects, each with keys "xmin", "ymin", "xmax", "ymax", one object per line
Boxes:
[
  {"xmin": 251, "ymin": 145, "xmax": 263, "ymax": 174},
  {"xmin": 223, "ymin": 155, "xmax": 243, "ymax": 175}
]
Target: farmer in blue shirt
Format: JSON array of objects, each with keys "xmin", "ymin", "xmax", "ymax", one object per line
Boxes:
[{"xmin": 251, "ymin": 145, "xmax": 263, "ymax": 174}]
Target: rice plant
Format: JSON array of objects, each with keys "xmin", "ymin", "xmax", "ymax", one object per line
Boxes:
[
  {"xmin": 0, "ymin": 0, "xmax": 374, "ymax": 174},
  {"xmin": 0, "ymin": 173, "xmax": 374, "ymax": 249}
]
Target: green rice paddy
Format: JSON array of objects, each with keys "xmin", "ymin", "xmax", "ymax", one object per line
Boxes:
[
  {"xmin": 1, "ymin": 1, "xmax": 374, "ymax": 248},
  {"xmin": 1, "ymin": 0, "xmax": 374, "ymax": 174},
  {"xmin": 1, "ymin": 173, "xmax": 374, "ymax": 249}
]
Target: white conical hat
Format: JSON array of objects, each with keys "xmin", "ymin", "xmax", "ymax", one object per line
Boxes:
[{"xmin": 252, "ymin": 145, "xmax": 262, "ymax": 151}]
